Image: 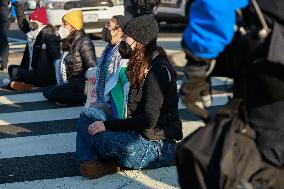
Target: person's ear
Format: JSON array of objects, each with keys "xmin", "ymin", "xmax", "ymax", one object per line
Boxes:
[
  {"xmin": 71, "ymin": 25, "xmax": 77, "ymax": 31},
  {"xmin": 117, "ymin": 27, "xmax": 122, "ymax": 32},
  {"xmin": 116, "ymin": 28, "xmax": 124, "ymax": 38},
  {"xmin": 111, "ymin": 28, "xmax": 119, "ymax": 37}
]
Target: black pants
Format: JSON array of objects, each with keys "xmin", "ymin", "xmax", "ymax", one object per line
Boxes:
[
  {"xmin": 0, "ymin": 7, "xmax": 9, "ymax": 68},
  {"xmin": 176, "ymin": 61, "xmax": 284, "ymax": 189},
  {"xmin": 243, "ymin": 61, "xmax": 284, "ymax": 168},
  {"xmin": 218, "ymin": 56, "xmax": 284, "ymax": 168},
  {"xmin": 43, "ymin": 78, "xmax": 86, "ymax": 105},
  {"xmin": 8, "ymin": 65, "xmax": 55, "ymax": 87},
  {"xmin": 214, "ymin": 33, "xmax": 284, "ymax": 167}
]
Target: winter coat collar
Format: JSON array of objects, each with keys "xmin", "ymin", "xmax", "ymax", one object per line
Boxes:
[{"xmin": 70, "ymin": 30, "xmax": 85, "ymax": 49}]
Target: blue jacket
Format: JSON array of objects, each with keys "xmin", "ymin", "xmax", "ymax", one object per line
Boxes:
[
  {"xmin": 183, "ymin": 0, "xmax": 249, "ymax": 59},
  {"xmin": 10, "ymin": 0, "xmax": 16, "ymax": 17}
]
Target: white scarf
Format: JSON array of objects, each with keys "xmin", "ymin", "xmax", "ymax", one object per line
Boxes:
[
  {"xmin": 26, "ymin": 25, "xmax": 46, "ymax": 71},
  {"xmin": 55, "ymin": 51, "xmax": 69, "ymax": 86}
]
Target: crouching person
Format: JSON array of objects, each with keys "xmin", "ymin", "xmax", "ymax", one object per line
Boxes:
[
  {"xmin": 43, "ymin": 10, "xmax": 96, "ymax": 105},
  {"xmin": 8, "ymin": 2, "xmax": 60, "ymax": 90},
  {"xmin": 76, "ymin": 16, "xmax": 183, "ymax": 179}
]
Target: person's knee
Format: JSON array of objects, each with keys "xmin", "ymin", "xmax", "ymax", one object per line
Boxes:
[
  {"xmin": 76, "ymin": 112, "xmax": 89, "ymax": 131},
  {"xmin": 93, "ymin": 131, "xmax": 109, "ymax": 140},
  {"xmin": 42, "ymin": 87, "xmax": 54, "ymax": 100},
  {"xmin": 92, "ymin": 131, "xmax": 116, "ymax": 148},
  {"xmin": 44, "ymin": 85, "xmax": 65, "ymax": 102},
  {"xmin": 92, "ymin": 131, "xmax": 139, "ymax": 155},
  {"xmin": 8, "ymin": 65, "xmax": 19, "ymax": 80},
  {"xmin": 57, "ymin": 91, "xmax": 86, "ymax": 105},
  {"xmin": 42, "ymin": 88, "xmax": 49, "ymax": 98}
]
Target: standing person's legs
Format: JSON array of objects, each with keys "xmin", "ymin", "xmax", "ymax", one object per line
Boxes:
[
  {"xmin": 246, "ymin": 61, "xmax": 284, "ymax": 167},
  {"xmin": 0, "ymin": 8, "xmax": 9, "ymax": 70}
]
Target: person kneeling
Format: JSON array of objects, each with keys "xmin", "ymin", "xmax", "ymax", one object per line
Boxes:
[{"xmin": 76, "ymin": 15, "xmax": 183, "ymax": 179}]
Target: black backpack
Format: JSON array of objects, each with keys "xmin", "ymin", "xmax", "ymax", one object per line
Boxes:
[{"xmin": 175, "ymin": 99, "xmax": 282, "ymax": 189}]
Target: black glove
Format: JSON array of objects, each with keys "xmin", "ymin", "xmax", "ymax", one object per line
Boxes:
[
  {"xmin": 180, "ymin": 55, "xmax": 215, "ymax": 121},
  {"xmin": 12, "ymin": 1, "xmax": 30, "ymax": 33}
]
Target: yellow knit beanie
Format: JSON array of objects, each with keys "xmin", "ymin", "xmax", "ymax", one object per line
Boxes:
[{"xmin": 63, "ymin": 10, "xmax": 83, "ymax": 30}]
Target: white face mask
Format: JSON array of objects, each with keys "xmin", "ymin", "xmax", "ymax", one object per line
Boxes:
[{"xmin": 58, "ymin": 26, "xmax": 71, "ymax": 39}]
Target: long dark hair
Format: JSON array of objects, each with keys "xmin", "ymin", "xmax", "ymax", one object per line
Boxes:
[{"xmin": 127, "ymin": 40, "xmax": 169, "ymax": 86}]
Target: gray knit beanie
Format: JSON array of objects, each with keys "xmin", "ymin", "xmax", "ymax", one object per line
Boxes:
[{"xmin": 124, "ymin": 15, "xmax": 159, "ymax": 45}]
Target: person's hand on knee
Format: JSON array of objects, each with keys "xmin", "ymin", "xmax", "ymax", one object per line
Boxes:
[{"xmin": 88, "ymin": 121, "xmax": 106, "ymax": 135}]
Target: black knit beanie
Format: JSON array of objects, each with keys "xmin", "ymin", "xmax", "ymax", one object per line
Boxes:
[
  {"xmin": 124, "ymin": 15, "xmax": 159, "ymax": 45},
  {"xmin": 114, "ymin": 15, "xmax": 131, "ymax": 32}
]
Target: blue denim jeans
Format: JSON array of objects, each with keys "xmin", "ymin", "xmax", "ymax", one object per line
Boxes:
[{"xmin": 76, "ymin": 112, "xmax": 176, "ymax": 169}]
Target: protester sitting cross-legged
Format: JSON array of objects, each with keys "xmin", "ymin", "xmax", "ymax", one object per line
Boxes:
[
  {"xmin": 84, "ymin": 15, "xmax": 131, "ymax": 115},
  {"xmin": 8, "ymin": 2, "xmax": 61, "ymax": 90},
  {"xmin": 43, "ymin": 10, "xmax": 96, "ymax": 105},
  {"xmin": 0, "ymin": 0, "xmax": 9, "ymax": 71},
  {"xmin": 76, "ymin": 15, "xmax": 183, "ymax": 179}
]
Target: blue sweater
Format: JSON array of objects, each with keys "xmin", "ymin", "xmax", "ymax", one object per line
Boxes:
[{"xmin": 183, "ymin": 0, "xmax": 249, "ymax": 59}]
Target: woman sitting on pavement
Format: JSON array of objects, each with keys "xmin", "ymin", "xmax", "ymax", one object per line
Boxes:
[
  {"xmin": 43, "ymin": 10, "xmax": 96, "ymax": 105},
  {"xmin": 76, "ymin": 15, "xmax": 183, "ymax": 179},
  {"xmin": 77, "ymin": 14, "xmax": 130, "ymax": 169},
  {"xmin": 84, "ymin": 15, "xmax": 131, "ymax": 114},
  {"xmin": 8, "ymin": 2, "xmax": 61, "ymax": 90}
]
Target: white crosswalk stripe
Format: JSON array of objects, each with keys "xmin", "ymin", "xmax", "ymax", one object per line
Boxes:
[
  {"xmin": 0, "ymin": 133, "xmax": 76, "ymax": 159},
  {"xmin": 0, "ymin": 37, "xmax": 233, "ymax": 188},
  {"xmin": 8, "ymin": 37, "xmax": 27, "ymax": 44},
  {"xmin": 0, "ymin": 167, "xmax": 180, "ymax": 189},
  {"xmin": 8, "ymin": 37, "xmax": 27, "ymax": 54},
  {"xmin": 0, "ymin": 92, "xmax": 46, "ymax": 105},
  {"xmin": 0, "ymin": 119, "xmax": 205, "ymax": 160},
  {"xmin": 0, "ymin": 107, "xmax": 83, "ymax": 125}
]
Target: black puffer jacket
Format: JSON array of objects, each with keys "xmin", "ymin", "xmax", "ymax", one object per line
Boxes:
[
  {"xmin": 104, "ymin": 48, "xmax": 183, "ymax": 141},
  {"xmin": 63, "ymin": 30, "xmax": 97, "ymax": 80}
]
